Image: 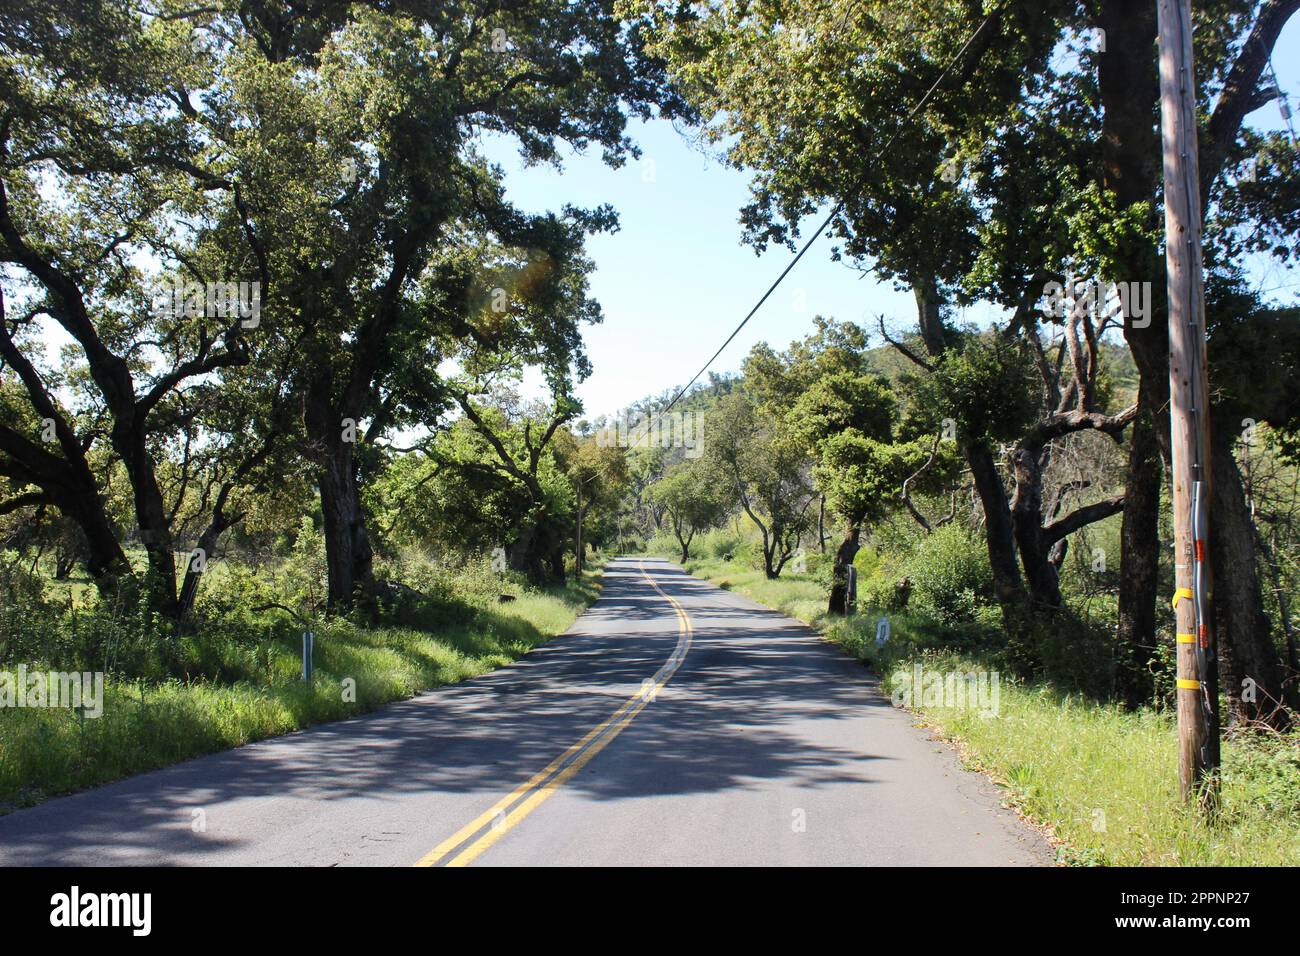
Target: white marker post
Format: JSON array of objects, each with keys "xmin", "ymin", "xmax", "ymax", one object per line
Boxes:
[{"xmin": 302, "ymin": 631, "xmax": 314, "ymax": 684}]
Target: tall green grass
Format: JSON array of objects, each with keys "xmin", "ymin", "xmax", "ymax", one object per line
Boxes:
[
  {"xmin": 0, "ymin": 564, "xmax": 604, "ymax": 812},
  {"xmin": 679, "ymin": 552, "xmax": 1300, "ymax": 867}
]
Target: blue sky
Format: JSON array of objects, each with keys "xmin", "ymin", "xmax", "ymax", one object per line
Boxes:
[{"xmin": 482, "ymin": 21, "xmax": 1300, "ymax": 422}]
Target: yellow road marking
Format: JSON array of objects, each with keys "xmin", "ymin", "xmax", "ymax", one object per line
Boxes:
[{"xmin": 414, "ymin": 560, "xmax": 692, "ymax": 867}]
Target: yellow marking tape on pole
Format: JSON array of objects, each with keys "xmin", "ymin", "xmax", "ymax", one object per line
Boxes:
[
  {"xmin": 1176, "ymin": 678, "xmax": 1202, "ymax": 690},
  {"xmin": 1175, "ymin": 633, "xmax": 1196, "ymax": 644},
  {"xmin": 1171, "ymin": 587, "xmax": 1194, "ymax": 609},
  {"xmin": 414, "ymin": 560, "xmax": 692, "ymax": 868}
]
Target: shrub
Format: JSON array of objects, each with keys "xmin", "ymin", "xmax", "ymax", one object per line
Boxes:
[
  {"xmin": 902, "ymin": 523, "xmax": 995, "ymax": 625},
  {"xmin": 1008, "ymin": 609, "xmax": 1117, "ymax": 697},
  {"xmin": 702, "ymin": 525, "xmax": 748, "ymax": 561},
  {"xmin": 0, "ymin": 553, "xmax": 48, "ymax": 610}
]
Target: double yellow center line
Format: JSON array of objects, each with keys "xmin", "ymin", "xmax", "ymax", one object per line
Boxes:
[{"xmin": 414, "ymin": 560, "xmax": 693, "ymax": 867}]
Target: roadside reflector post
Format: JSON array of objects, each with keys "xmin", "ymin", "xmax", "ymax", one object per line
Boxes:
[
  {"xmin": 876, "ymin": 617, "xmax": 890, "ymax": 647},
  {"xmin": 302, "ymin": 630, "xmax": 314, "ymax": 684}
]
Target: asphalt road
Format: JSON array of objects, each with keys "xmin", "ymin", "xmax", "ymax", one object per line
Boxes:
[{"xmin": 0, "ymin": 558, "xmax": 1050, "ymax": 866}]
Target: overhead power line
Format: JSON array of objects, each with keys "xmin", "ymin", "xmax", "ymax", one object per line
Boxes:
[
  {"xmin": 1265, "ymin": 58, "xmax": 1297, "ymax": 145},
  {"xmin": 659, "ymin": 11, "xmax": 998, "ymax": 415}
]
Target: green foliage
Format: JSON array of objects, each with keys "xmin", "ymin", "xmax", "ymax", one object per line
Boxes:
[
  {"xmin": 0, "ymin": 554, "xmax": 47, "ymax": 612},
  {"xmin": 733, "ymin": 320, "xmax": 944, "ymax": 531},
  {"xmin": 631, "ymin": 0, "xmax": 1040, "ymax": 292},
  {"xmin": 1204, "ymin": 286, "xmax": 1300, "ymax": 433},
  {"xmin": 696, "ymin": 525, "xmax": 751, "ymax": 562},
  {"xmin": 1215, "ymin": 131, "xmax": 1300, "ymax": 266},
  {"xmin": 0, "ymin": 0, "xmax": 683, "ymax": 618},
  {"xmin": 705, "ymin": 392, "xmax": 816, "ymax": 577},
  {"xmin": 650, "ymin": 459, "xmax": 729, "ymax": 559},
  {"xmin": 789, "ymin": 369, "xmax": 896, "ymax": 446},
  {"xmin": 908, "ymin": 333, "xmax": 1041, "ymax": 447},
  {"xmin": 888, "ymin": 523, "xmax": 996, "ymax": 627},
  {"xmin": 817, "ymin": 432, "xmax": 958, "ymax": 526}
]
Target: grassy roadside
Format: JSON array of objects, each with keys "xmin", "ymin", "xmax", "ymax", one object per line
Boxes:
[
  {"xmin": 676, "ymin": 553, "xmax": 1300, "ymax": 867},
  {"xmin": 0, "ymin": 562, "xmax": 605, "ymax": 813}
]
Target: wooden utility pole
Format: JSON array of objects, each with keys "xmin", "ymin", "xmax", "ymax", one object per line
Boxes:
[{"xmin": 1157, "ymin": 0, "xmax": 1220, "ymax": 805}]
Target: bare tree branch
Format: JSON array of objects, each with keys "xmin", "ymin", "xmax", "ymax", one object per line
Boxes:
[
  {"xmin": 1043, "ymin": 493, "xmax": 1126, "ymax": 546},
  {"xmin": 876, "ymin": 315, "xmax": 933, "ymax": 371}
]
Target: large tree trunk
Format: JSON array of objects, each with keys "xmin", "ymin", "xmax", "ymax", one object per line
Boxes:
[
  {"xmin": 1100, "ymin": 0, "xmax": 1167, "ymax": 707},
  {"xmin": 318, "ymin": 443, "xmax": 375, "ymax": 612},
  {"xmin": 1115, "ymin": 349, "xmax": 1171, "ymax": 702},
  {"xmin": 176, "ymin": 509, "xmax": 240, "ymax": 624},
  {"xmin": 118, "ymin": 428, "xmax": 180, "ymax": 619},
  {"xmin": 817, "ymin": 495, "xmax": 826, "ymax": 552},
  {"xmin": 912, "ymin": 280, "xmax": 1028, "ymax": 617},
  {"xmin": 306, "ymin": 379, "xmax": 376, "ymax": 612},
  {"xmin": 1099, "ymin": 0, "xmax": 1287, "ymax": 725},
  {"xmin": 968, "ymin": 443, "xmax": 1028, "ymax": 610},
  {"xmin": 913, "ymin": 283, "xmax": 947, "ymax": 355},
  {"xmin": 62, "ymin": 489, "xmax": 128, "ymax": 588},
  {"xmin": 673, "ymin": 517, "xmax": 694, "ymax": 563},
  {"xmin": 509, "ymin": 523, "xmax": 547, "ymax": 585},
  {"xmin": 908, "ymin": 278, "xmax": 1032, "ymax": 620},
  {"xmin": 1209, "ymin": 437, "xmax": 1293, "ymax": 726},
  {"xmin": 1010, "ymin": 447, "xmax": 1064, "ymax": 609},
  {"xmin": 1116, "ymin": 398, "xmax": 1165, "ymax": 706},
  {"xmin": 827, "ymin": 524, "xmax": 861, "ymax": 615},
  {"xmin": 0, "ymin": 341, "xmax": 129, "ymax": 590},
  {"xmin": 762, "ymin": 539, "xmax": 778, "ymax": 579}
]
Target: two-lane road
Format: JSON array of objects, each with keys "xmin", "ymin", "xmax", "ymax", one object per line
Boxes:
[{"xmin": 0, "ymin": 558, "xmax": 1050, "ymax": 866}]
